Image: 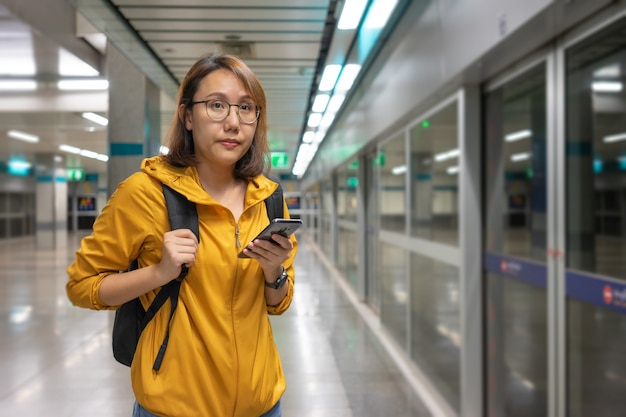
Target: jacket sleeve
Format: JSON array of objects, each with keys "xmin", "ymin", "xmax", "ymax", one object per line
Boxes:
[
  {"xmin": 266, "ymin": 201, "xmax": 298, "ymax": 315},
  {"xmin": 66, "ymin": 173, "xmax": 162, "ymax": 310}
]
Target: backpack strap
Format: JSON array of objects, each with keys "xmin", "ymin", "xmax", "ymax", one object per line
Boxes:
[
  {"xmin": 265, "ymin": 181, "xmax": 284, "ymax": 220},
  {"xmin": 147, "ymin": 184, "xmax": 199, "ymax": 371}
]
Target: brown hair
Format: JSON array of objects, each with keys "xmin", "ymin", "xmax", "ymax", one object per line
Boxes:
[{"xmin": 164, "ymin": 53, "xmax": 270, "ymax": 180}]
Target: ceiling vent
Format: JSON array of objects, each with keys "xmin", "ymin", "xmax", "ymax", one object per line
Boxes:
[{"xmin": 216, "ymin": 42, "xmax": 255, "ymax": 59}]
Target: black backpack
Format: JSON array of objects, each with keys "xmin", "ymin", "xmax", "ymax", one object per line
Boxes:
[{"xmin": 112, "ymin": 182, "xmax": 284, "ymax": 371}]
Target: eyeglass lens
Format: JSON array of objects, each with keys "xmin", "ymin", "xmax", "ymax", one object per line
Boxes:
[{"xmin": 205, "ymin": 99, "xmax": 258, "ymax": 124}]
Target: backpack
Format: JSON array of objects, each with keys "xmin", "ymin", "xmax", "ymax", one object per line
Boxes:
[{"xmin": 112, "ymin": 181, "xmax": 284, "ymax": 371}]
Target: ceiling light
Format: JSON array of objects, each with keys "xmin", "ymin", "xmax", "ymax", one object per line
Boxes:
[
  {"xmin": 81, "ymin": 112, "xmax": 109, "ymax": 126},
  {"xmin": 327, "ymin": 94, "xmax": 346, "ymax": 113},
  {"xmin": 0, "ymin": 80, "xmax": 37, "ymax": 91},
  {"xmin": 434, "ymin": 149, "xmax": 460, "ymax": 162},
  {"xmin": 319, "ymin": 65, "xmax": 342, "ymax": 91},
  {"xmin": 592, "ymin": 81, "xmax": 623, "ymax": 93},
  {"xmin": 391, "ymin": 165, "xmax": 406, "ymax": 175},
  {"xmin": 363, "ymin": 0, "xmax": 399, "ymax": 29},
  {"xmin": 511, "ymin": 152, "xmax": 532, "ymax": 162},
  {"xmin": 307, "ymin": 113, "xmax": 322, "ymax": 128},
  {"xmin": 320, "ymin": 112, "xmax": 335, "ymax": 128},
  {"xmin": 7, "ymin": 129, "xmax": 39, "ymax": 143},
  {"xmin": 59, "ymin": 144, "xmax": 81, "ymax": 154},
  {"xmin": 59, "ymin": 80, "xmax": 109, "ymax": 91},
  {"xmin": 505, "ymin": 129, "xmax": 532, "ymax": 142},
  {"xmin": 335, "ymin": 64, "xmax": 361, "ymax": 91},
  {"xmin": 312, "ymin": 94, "xmax": 330, "ymax": 113},
  {"xmin": 447, "ymin": 166, "xmax": 460, "ymax": 175},
  {"xmin": 593, "ymin": 64, "xmax": 621, "ymax": 79},
  {"xmin": 302, "ymin": 131, "xmax": 315, "ymax": 143},
  {"xmin": 603, "ymin": 132, "xmax": 626, "ymax": 143},
  {"xmin": 337, "ymin": 0, "xmax": 368, "ymax": 30}
]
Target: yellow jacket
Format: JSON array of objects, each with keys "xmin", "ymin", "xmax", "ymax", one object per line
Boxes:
[{"xmin": 66, "ymin": 156, "xmax": 296, "ymax": 417}]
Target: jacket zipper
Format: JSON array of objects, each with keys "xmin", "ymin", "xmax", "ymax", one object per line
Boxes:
[{"xmin": 235, "ymin": 225, "xmax": 241, "ymax": 248}]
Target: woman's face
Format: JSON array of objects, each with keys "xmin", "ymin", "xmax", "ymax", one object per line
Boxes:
[{"xmin": 184, "ymin": 68, "xmax": 257, "ymax": 170}]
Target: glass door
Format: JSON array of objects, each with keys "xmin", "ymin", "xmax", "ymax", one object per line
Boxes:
[
  {"xmin": 563, "ymin": 16, "xmax": 626, "ymax": 417},
  {"xmin": 484, "ymin": 62, "xmax": 549, "ymax": 417}
]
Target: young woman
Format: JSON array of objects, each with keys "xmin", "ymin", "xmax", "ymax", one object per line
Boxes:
[{"xmin": 67, "ymin": 54, "xmax": 297, "ymax": 417}]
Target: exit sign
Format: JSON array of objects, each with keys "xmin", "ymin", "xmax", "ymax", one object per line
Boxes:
[
  {"xmin": 271, "ymin": 152, "xmax": 289, "ymax": 169},
  {"xmin": 67, "ymin": 168, "xmax": 85, "ymax": 181}
]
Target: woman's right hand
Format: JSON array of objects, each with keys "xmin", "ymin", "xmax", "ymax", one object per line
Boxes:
[{"xmin": 157, "ymin": 229, "xmax": 199, "ymax": 285}]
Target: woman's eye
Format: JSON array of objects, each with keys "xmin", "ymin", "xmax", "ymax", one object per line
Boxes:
[{"xmin": 211, "ymin": 101, "xmax": 225, "ymax": 110}]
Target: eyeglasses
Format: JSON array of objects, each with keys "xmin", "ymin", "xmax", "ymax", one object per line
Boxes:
[{"xmin": 191, "ymin": 99, "xmax": 260, "ymax": 124}]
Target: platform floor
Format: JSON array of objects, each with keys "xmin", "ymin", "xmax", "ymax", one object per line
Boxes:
[{"xmin": 0, "ymin": 233, "xmax": 433, "ymax": 417}]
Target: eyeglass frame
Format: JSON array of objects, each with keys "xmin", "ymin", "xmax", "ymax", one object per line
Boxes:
[{"xmin": 190, "ymin": 99, "xmax": 260, "ymax": 124}]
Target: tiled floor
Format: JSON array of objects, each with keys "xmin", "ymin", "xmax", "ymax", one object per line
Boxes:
[{"xmin": 0, "ymin": 232, "xmax": 434, "ymax": 417}]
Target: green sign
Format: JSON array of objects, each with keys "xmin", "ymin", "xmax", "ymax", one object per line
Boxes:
[
  {"xmin": 67, "ymin": 168, "xmax": 85, "ymax": 181},
  {"xmin": 271, "ymin": 152, "xmax": 289, "ymax": 169}
]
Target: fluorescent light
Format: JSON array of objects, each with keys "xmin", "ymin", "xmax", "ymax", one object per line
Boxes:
[
  {"xmin": 337, "ymin": 0, "xmax": 368, "ymax": 30},
  {"xmin": 0, "ymin": 80, "xmax": 37, "ymax": 91},
  {"xmin": 603, "ymin": 132, "xmax": 626, "ymax": 143},
  {"xmin": 335, "ymin": 64, "xmax": 361, "ymax": 91},
  {"xmin": 302, "ymin": 131, "xmax": 315, "ymax": 143},
  {"xmin": 320, "ymin": 112, "xmax": 335, "ymax": 128},
  {"xmin": 505, "ymin": 129, "xmax": 532, "ymax": 142},
  {"xmin": 59, "ymin": 144, "xmax": 81, "ymax": 154},
  {"xmin": 59, "ymin": 80, "xmax": 109, "ymax": 91},
  {"xmin": 391, "ymin": 165, "xmax": 406, "ymax": 175},
  {"xmin": 7, "ymin": 129, "xmax": 39, "ymax": 143},
  {"xmin": 312, "ymin": 94, "xmax": 330, "ymax": 113},
  {"xmin": 434, "ymin": 149, "xmax": 460, "ymax": 162},
  {"xmin": 327, "ymin": 94, "xmax": 345, "ymax": 113},
  {"xmin": 593, "ymin": 64, "xmax": 621, "ymax": 79},
  {"xmin": 363, "ymin": 0, "xmax": 399, "ymax": 29},
  {"xmin": 59, "ymin": 144, "xmax": 108, "ymax": 162},
  {"xmin": 307, "ymin": 113, "xmax": 322, "ymax": 128},
  {"xmin": 592, "ymin": 81, "xmax": 623, "ymax": 93},
  {"xmin": 314, "ymin": 131, "xmax": 326, "ymax": 144},
  {"xmin": 319, "ymin": 65, "xmax": 342, "ymax": 91},
  {"xmin": 447, "ymin": 166, "xmax": 460, "ymax": 175},
  {"xmin": 511, "ymin": 152, "xmax": 532, "ymax": 162},
  {"xmin": 81, "ymin": 112, "xmax": 109, "ymax": 126}
]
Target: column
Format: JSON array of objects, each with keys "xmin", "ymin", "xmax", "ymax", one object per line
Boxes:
[
  {"xmin": 35, "ymin": 154, "xmax": 67, "ymax": 249},
  {"xmin": 105, "ymin": 44, "xmax": 161, "ymax": 196}
]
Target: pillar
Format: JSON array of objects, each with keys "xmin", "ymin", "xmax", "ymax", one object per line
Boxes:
[
  {"xmin": 35, "ymin": 154, "xmax": 67, "ymax": 249},
  {"xmin": 105, "ymin": 44, "xmax": 161, "ymax": 196}
]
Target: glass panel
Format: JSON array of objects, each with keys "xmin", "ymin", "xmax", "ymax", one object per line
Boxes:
[
  {"xmin": 379, "ymin": 133, "xmax": 406, "ymax": 232},
  {"xmin": 485, "ymin": 65, "xmax": 548, "ymax": 261},
  {"xmin": 409, "ymin": 102, "xmax": 459, "ymax": 246},
  {"xmin": 320, "ymin": 178, "xmax": 334, "ymax": 260},
  {"xmin": 338, "ymin": 228, "xmax": 358, "ymax": 289},
  {"xmin": 379, "ymin": 241, "xmax": 407, "ymax": 347},
  {"xmin": 486, "ymin": 273, "xmax": 547, "ymax": 416},
  {"xmin": 565, "ymin": 17, "xmax": 626, "ymax": 417},
  {"xmin": 410, "ymin": 252, "xmax": 460, "ymax": 411},
  {"xmin": 565, "ymin": 17, "xmax": 626, "ymax": 278},
  {"xmin": 484, "ymin": 63, "xmax": 548, "ymax": 417},
  {"xmin": 366, "ymin": 151, "xmax": 381, "ymax": 313},
  {"xmin": 337, "ymin": 159, "xmax": 358, "ymax": 222}
]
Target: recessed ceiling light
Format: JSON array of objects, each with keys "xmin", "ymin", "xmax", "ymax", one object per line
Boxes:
[{"xmin": 7, "ymin": 129, "xmax": 39, "ymax": 143}]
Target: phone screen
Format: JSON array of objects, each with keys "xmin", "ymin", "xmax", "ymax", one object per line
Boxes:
[{"xmin": 238, "ymin": 218, "xmax": 302, "ymax": 258}]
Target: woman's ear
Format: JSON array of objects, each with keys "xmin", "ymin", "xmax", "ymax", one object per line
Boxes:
[{"xmin": 179, "ymin": 104, "xmax": 192, "ymax": 130}]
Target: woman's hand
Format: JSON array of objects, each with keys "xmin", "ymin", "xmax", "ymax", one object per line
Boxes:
[
  {"xmin": 156, "ymin": 229, "xmax": 199, "ymax": 285},
  {"xmin": 241, "ymin": 233, "xmax": 292, "ymax": 270}
]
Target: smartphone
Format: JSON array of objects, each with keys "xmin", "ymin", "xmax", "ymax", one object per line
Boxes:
[{"xmin": 238, "ymin": 218, "xmax": 302, "ymax": 258}]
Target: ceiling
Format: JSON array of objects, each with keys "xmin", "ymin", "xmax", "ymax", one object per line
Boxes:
[{"xmin": 0, "ymin": 0, "xmax": 337, "ymax": 179}]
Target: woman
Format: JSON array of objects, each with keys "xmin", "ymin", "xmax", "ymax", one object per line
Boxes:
[{"xmin": 66, "ymin": 53, "xmax": 297, "ymax": 417}]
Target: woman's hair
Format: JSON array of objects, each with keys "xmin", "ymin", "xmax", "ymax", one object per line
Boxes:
[{"xmin": 164, "ymin": 53, "xmax": 270, "ymax": 180}]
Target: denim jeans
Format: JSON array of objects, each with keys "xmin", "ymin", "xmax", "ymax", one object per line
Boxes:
[{"xmin": 132, "ymin": 399, "xmax": 282, "ymax": 417}]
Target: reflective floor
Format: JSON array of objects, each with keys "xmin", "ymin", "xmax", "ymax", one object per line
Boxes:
[{"xmin": 0, "ymin": 232, "xmax": 433, "ymax": 417}]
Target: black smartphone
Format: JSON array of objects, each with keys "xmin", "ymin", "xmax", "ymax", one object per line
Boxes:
[{"xmin": 238, "ymin": 218, "xmax": 302, "ymax": 258}]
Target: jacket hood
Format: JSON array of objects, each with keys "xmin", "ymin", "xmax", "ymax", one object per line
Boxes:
[{"xmin": 141, "ymin": 156, "xmax": 278, "ymax": 206}]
